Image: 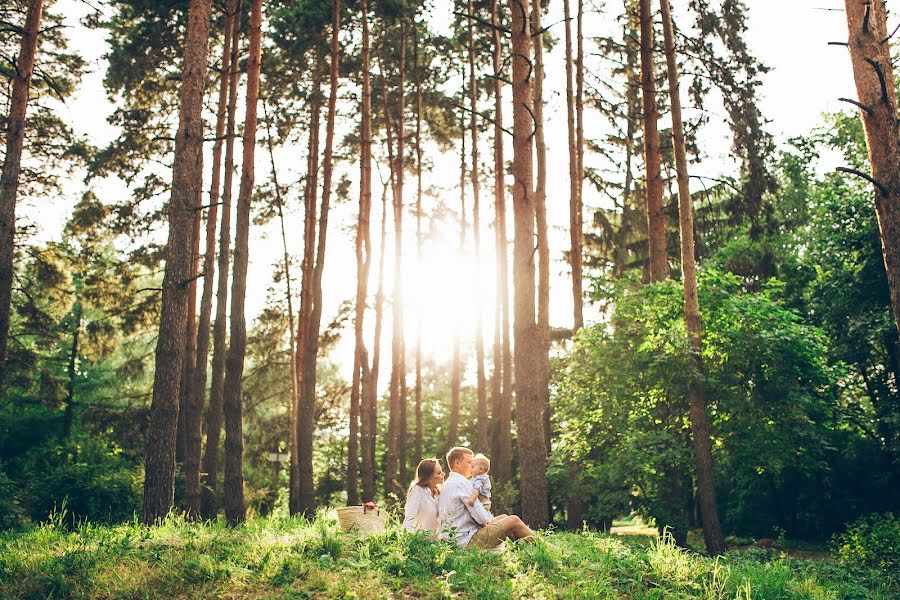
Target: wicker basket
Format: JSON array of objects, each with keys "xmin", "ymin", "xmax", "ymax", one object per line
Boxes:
[{"xmin": 335, "ymin": 505, "xmax": 387, "ymax": 534}]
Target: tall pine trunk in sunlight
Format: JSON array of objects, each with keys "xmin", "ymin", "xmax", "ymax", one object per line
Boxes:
[
  {"xmin": 202, "ymin": 0, "xmax": 243, "ymax": 520},
  {"xmin": 468, "ymin": 0, "xmax": 489, "ymax": 453},
  {"xmin": 508, "ymin": 0, "xmax": 549, "ymax": 529},
  {"xmin": 490, "ymin": 0, "xmax": 513, "ymax": 485},
  {"xmin": 263, "ymin": 98, "xmax": 300, "ymax": 505},
  {"xmin": 350, "ymin": 0, "xmax": 373, "ymax": 507},
  {"xmin": 358, "ymin": 0, "xmax": 377, "ymax": 505},
  {"xmin": 383, "ymin": 19, "xmax": 407, "ymax": 501},
  {"xmin": 142, "ymin": 0, "xmax": 213, "ymax": 525},
  {"xmin": 176, "ymin": 187, "xmax": 201, "ymax": 470},
  {"xmin": 0, "ymin": 0, "xmax": 43, "ymax": 384},
  {"xmin": 413, "ymin": 21, "xmax": 424, "ymax": 468},
  {"xmin": 564, "ymin": 0, "xmax": 585, "ymax": 332},
  {"xmin": 531, "ymin": 0, "xmax": 551, "ymax": 458},
  {"xmin": 221, "ymin": 0, "xmax": 262, "ymax": 526},
  {"xmin": 639, "ymin": 0, "xmax": 667, "ymax": 282},
  {"xmin": 186, "ymin": 0, "xmax": 236, "ymax": 520},
  {"xmin": 842, "ymin": 0, "xmax": 900, "ymax": 339},
  {"xmin": 294, "ymin": 53, "xmax": 324, "ymax": 518},
  {"xmin": 449, "ymin": 68, "xmax": 465, "ymax": 450},
  {"xmin": 368, "ymin": 181, "xmax": 388, "ymax": 501},
  {"xmin": 299, "ymin": 0, "xmax": 340, "ymax": 515},
  {"xmin": 660, "ymin": 0, "xmax": 726, "ymax": 555}
]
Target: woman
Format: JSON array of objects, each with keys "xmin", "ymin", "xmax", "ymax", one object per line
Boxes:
[{"xmin": 402, "ymin": 458, "xmax": 444, "ymax": 536}]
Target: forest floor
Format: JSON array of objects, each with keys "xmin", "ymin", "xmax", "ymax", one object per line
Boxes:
[{"xmin": 0, "ymin": 510, "xmax": 894, "ymax": 599}]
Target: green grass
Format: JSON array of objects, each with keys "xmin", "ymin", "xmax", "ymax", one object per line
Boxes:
[{"xmin": 0, "ymin": 512, "xmax": 894, "ymax": 599}]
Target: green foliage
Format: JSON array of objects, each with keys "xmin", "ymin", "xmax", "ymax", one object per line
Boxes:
[
  {"xmin": 0, "ymin": 461, "xmax": 26, "ymax": 530},
  {"xmin": 834, "ymin": 513, "xmax": 900, "ymax": 578},
  {"xmin": 0, "ymin": 515, "xmax": 893, "ymax": 599},
  {"xmin": 554, "ymin": 269, "xmax": 842, "ymax": 538}
]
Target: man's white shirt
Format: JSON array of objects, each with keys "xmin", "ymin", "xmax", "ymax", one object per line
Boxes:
[{"xmin": 437, "ymin": 471, "xmax": 493, "ymax": 547}]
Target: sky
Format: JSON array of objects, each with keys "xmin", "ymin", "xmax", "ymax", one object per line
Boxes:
[{"xmin": 27, "ymin": 0, "xmax": 877, "ymax": 381}]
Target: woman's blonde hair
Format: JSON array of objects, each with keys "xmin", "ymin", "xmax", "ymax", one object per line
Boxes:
[{"xmin": 408, "ymin": 458, "xmax": 441, "ymax": 494}]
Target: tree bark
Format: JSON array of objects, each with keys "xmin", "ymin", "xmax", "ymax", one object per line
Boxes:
[
  {"xmin": 449, "ymin": 63, "xmax": 465, "ymax": 451},
  {"xmin": 221, "ymin": 0, "xmax": 262, "ymax": 526},
  {"xmin": 639, "ymin": 0, "xmax": 668, "ymax": 282},
  {"xmin": 358, "ymin": 0, "xmax": 377, "ymax": 504},
  {"xmin": 299, "ymin": 0, "xmax": 341, "ymax": 515},
  {"xmin": 469, "ymin": 0, "xmax": 489, "ymax": 455},
  {"xmin": 294, "ymin": 56, "xmax": 323, "ymax": 518},
  {"xmin": 367, "ymin": 181, "xmax": 389, "ymax": 501},
  {"xmin": 490, "ymin": 0, "xmax": 513, "ymax": 485},
  {"xmin": 531, "ymin": 0, "xmax": 552, "ymax": 459},
  {"xmin": 0, "ymin": 0, "xmax": 44, "ymax": 385},
  {"xmin": 176, "ymin": 184, "xmax": 202, "ymax": 470},
  {"xmin": 142, "ymin": 0, "xmax": 213, "ymax": 525},
  {"xmin": 201, "ymin": 0, "xmax": 243, "ymax": 520},
  {"xmin": 573, "ymin": 0, "xmax": 586, "ymax": 330},
  {"xmin": 660, "ymin": 0, "xmax": 726, "ymax": 555},
  {"xmin": 843, "ymin": 0, "xmax": 900, "ymax": 339},
  {"xmin": 508, "ymin": 0, "xmax": 549, "ymax": 529},
  {"xmin": 186, "ymin": 0, "xmax": 236, "ymax": 520},
  {"xmin": 413, "ymin": 22, "xmax": 424, "ymax": 470}
]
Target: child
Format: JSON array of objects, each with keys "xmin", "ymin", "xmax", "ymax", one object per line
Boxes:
[{"xmin": 466, "ymin": 453, "xmax": 492, "ymax": 512}]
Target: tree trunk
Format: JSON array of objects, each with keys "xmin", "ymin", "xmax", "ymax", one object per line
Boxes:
[
  {"xmin": 186, "ymin": 0, "xmax": 235, "ymax": 520},
  {"xmin": 201, "ymin": 0, "xmax": 243, "ymax": 520},
  {"xmin": 294, "ymin": 56, "xmax": 323, "ymax": 518},
  {"xmin": 413, "ymin": 22, "xmax": 424, "ymax": 470},
  {"xmin": 490, "ymin": 0, "xmax": 513, "ymax": 485},
  {"xmin": 660, "ymin": 0, "xmax": 726, "ymax": 556},
  {"xmin": 843, "ymin": 0, "xmax": 900, "ymax": 339},
  {"xmin": 639, "ymin": 0, "xmax": 667, "ymax": 282},
  {"xmin": 367, "ymin": 181, "xmax": 389, "ymax": 501},
  {"xmin": 357, "ymin": 0, "xmax": 376, "ymax": 504},
  {"xmin": 508, "ymin": 0, "xmax": 549, "ymax": 529},
  {"xmin": 176, "ymin": 185, "xmax": 202, "ymax": 470},
  {"xmin": 142, "ymin": 0, "xmax": 213, "ymax": 525},
  {"xmin": 299, "ymin": 0, "xmax": 341, "ymax": 515},
  {"xmin": 63, "ymin": 302, "xmax": 81, "ymax": 439},
  {"xmin": 469, "ymin": 0, "xmax": 489, "ymax": 454},
  {"xmin": 572, "ymin": 0, "xmax": 586, "ymax": 330},
  {"xmin": 449, "ymin": 71, "xmax": 466, "ymax": 450},
  {"xmin": 262, "ymin": 99, "xmax": 300, "ymax": 507},
  {"xmin": 221, "ymin": 0, "xmax": 261, "ymax": 526},
  {"xmin": 0, "ymin": 0, "xmax": 44, "ymax": 384},
  {"xmin": 531, "ymin": 0, "xmax": 551, "ymax": 460}
]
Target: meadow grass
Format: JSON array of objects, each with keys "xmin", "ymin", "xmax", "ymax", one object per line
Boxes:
[{"xmin": 0, "ymin": 511, "xmax": 894, "ymax": 599}]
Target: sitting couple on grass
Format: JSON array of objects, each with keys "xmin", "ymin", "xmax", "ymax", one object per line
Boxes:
[{"xmin": 402, "ymin": 446, "xmax": 535, "ymax": 549}]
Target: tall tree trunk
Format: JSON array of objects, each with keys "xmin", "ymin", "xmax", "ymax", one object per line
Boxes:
[
  {"xmin": 573, "ymin": 0, "xmax": 586, "ymax": 330},
  {"xmin": 413, "ymin": 22, "xmax": 424, "ymax": 470},
  {"xmin": 221, "ymin": 0, "xmax": 261, "ymax": 526},
  {"xmin": 177, "ymin": 186, "xmax": 202, "ymax": 469},
  {"xmin": 843, "ymin": 0, "xmax": 900, "ymax": 338},
  {"xmin": 382, "ymin": 22, "xmax": 407, "ymax": 501},
  {"xmin": 660, "ymin": 0, "xmax": 726, "ymax": 555},
  {"xmin": 299, "ymin": 0, "xmax": 341, "ymax": 515},
  {"xmin": 469, "ymin": 0, "xmax": 489, "ymax": 454},
  {"xmin": 142, "ymin": 0, "xmax": 213, "ymax": 525},
  {"xmin": 531, "ymin": 0, "xmax": 551, "ymax": 459},
  {"xmin": 357, "ymin": 0, "xmax": 376, "ymax": 504},
  {"xmin": 490, "ymin": 0, "xmax": 512, "ymax": 485},
  {"xmin": 263, "ymin": 98, "xmax": 300, "ymax": 503},
  {"xmin": 508, "ymin": 0, "xmax": 549, "ymax": 529},
  {"xmin": 294, "ymin": 57, "xmax": 324, "ymax": 518},
  {"xmin": 0, "ymin": 0, "xmax": 44, "ymax": 384},
  {"xmin": 187, "ymin": 0, "xmax": 236, "ymax": 520},
  {"xmin": 201, "ymin": 0, "xmax": 243, "ymax": 520},
  {"xmin": 639, "ymin": 0, "xmax": 667, "ymax": 282},
  {"xmin": 63, "ymin": 301, "xmax": 81, "ymax": 439},
  {"xmin": 367, "ymin": 181, "xmax": 389, "ymax": 501},
  {"xmin": 449, "ymin": 70, "xmax": 465, "ymax": 450}
]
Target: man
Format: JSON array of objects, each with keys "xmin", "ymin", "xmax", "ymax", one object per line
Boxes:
[{"xmin": 438, "ymin": 446, "xmax": 535, "ymax": 549}]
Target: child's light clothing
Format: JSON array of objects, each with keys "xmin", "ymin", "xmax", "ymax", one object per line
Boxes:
[{"xmin": 472, "ymin": 473, "xmax": 492, "ymax": 511}]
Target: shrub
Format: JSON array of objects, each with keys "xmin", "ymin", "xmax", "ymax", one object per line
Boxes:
[
  {"xmin": 0, "ymin": 461, "xmax": 26, "ymax": 529},
  {"xmin": 834, "ymin": 513, "xmax": 900, "ymax": 575}
]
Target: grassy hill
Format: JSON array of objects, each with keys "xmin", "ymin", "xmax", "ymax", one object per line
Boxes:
[{"xmin": 0, "ymin": 511, "xmax": 894, "ymax": 599}]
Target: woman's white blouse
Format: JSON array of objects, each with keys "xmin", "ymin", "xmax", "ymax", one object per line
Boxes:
[{"xmin": 403, "ymin": 484, "xmax": 439, "ymax": 535}]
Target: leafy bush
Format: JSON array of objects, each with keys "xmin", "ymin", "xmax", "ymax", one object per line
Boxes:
[
  {"xmin": 18, "ymin": 434, "xmax": 142, "ymax": 525},
  {"xmin": 835, "ymin": 513, "xmax": 900, "ymax": 575},
  {"xmin": 0, "ymin": 462, "xmax": 26, "ymax": 529}
]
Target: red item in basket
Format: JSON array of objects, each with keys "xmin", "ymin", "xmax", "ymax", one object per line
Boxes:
[{"xmin": 363, "ymin": 501, "xmax": 377, "ymax": 511}]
